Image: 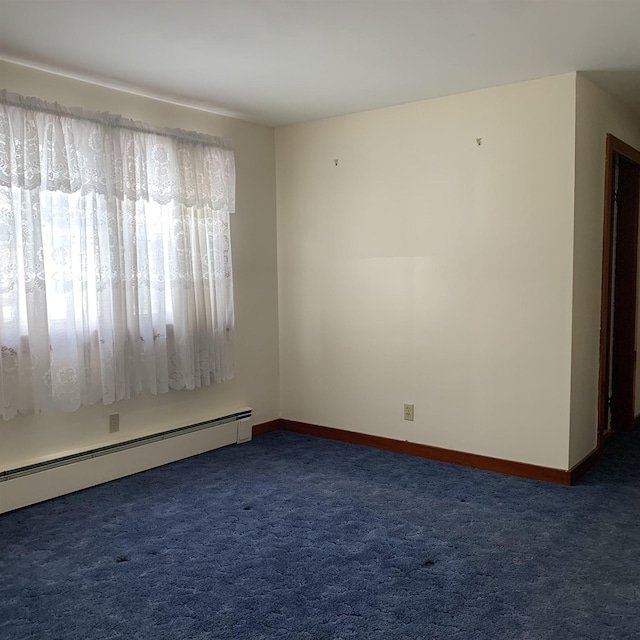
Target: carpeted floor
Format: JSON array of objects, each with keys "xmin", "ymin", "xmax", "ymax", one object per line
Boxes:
[{"xmin": 1, "ymin": 429, "xmax": 639, "ymax": 640}]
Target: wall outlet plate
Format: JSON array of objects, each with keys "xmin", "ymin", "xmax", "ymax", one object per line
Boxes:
[
  {"xmin": 109, "ymin": 413, "xmax": 120, "ymax": 433},
  {"xmin": 404, "ymin": 404, "xmax": 414, "ymax": 421}
]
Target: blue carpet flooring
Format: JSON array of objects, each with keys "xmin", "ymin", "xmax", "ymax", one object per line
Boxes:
[{"xmin": 1, "ymin": 430, "xmax": 639, "ymax": 640}]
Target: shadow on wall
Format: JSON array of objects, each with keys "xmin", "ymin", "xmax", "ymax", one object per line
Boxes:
[{"xmin": 585, "ymin": 69, "xmax": 640, "ymax": 116}]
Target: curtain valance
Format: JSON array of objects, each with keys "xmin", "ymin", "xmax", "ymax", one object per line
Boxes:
[{"xmin": 0, "ymin": 90, "xmax": 235, "ymax": 211}]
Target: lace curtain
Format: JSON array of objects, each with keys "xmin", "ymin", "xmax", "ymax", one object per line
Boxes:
[{"xmin": 0, "ymin": 91, "xmax": 236, "ymax": 420}]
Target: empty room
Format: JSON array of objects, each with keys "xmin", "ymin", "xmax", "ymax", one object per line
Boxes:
[{"xmin": 1, "ymin": 1, "xmax": 640, "ymax": 638}]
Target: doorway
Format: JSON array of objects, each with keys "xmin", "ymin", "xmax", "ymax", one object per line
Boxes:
[{"xmin": 598, "ymin": 134, "xmax": 640, "ymax": 447}]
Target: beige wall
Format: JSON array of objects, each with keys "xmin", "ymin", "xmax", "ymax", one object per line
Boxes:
[
  {"xmin": 0, "ymin": 61, "xmax": 280, "ymax": 470},
  {"xmin": 570, "ymin": 73, "xmax": 640, "ymax": 467},
  {"xmin": 4, "ymin": 62, "xmax": 636, "ymax": 478},
  {"xmin": 276, "ymin": 74, "xmax": 577, "ymax": 469}
]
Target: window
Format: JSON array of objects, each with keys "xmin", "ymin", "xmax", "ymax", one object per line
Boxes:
[{"xmin": 0, "ymin": 91, "xmax": 236, "ymax": 420}]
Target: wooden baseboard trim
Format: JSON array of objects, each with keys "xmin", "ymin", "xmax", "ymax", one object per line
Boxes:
[
  {"xmin": 259, "ymin": 419, "xmax": 572, "ymax": 485},
  {"xmin": 568, "ymin": 446, "xmax": 602, "ymax": 484},
  {"xmin": 251, "ymin": 419, "xmax": 283, "ymax": 437}
]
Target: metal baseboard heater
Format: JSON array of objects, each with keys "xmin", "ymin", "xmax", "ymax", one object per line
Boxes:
[{"xmin": 1, "ymin": 408, "xmax": 252, "ymax": 484}]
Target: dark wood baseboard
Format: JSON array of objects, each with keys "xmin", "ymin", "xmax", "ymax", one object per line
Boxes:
[
  {"xmin": 252, "ymin": 419, "xmax": 282, "ymax": 437},
  {"xmin": 254, "ymin": 418, "xmax": 578, "ymax": 485}
]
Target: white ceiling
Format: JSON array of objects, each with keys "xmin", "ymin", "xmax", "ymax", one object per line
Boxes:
[{"xmin": 1, "ymin": 1, "xmax": 639, "ymax": 127}]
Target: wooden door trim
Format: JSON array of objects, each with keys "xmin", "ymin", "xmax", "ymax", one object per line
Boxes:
[
  {"xmin": 608, "ymin": 136, "xmax": 640, "ymax": 164},
  {"xmin": 598, "ymin": 134, "xmax": 640, "ymax": 448}
]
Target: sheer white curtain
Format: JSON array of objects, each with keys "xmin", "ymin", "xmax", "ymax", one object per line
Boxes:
[{"xmin": 0, "ymin": 91, "xmax": 236, "ymax": 420}]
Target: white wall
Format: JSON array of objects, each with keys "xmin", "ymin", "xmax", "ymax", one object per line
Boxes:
[
  {"xmin": 6, "ymin": 64, "xmax": 634, "ymax": 480},
  {"xmin": 570, "ymin": 74, "xmax": 640, "ymax": 467},
  {"xmin": 0, "ymin": 61, "xmax": 280, "ymax": 471},
  {"xmin": 276, "ymin": 74, "xmax": 577, "ymax": 469}
]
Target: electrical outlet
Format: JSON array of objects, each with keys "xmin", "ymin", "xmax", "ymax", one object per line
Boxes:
[
  {"xmin": 109, "ymin": 413, "xmax": 120, "ymax": 433},
  {"xmin": 404, "ymin": 404, "xmax": 414, "ymax": 421}
]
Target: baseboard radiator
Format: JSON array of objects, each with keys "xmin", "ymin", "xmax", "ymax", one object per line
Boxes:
[{"xmin": 0, "ymin": 408, "xmax": 253, "ymax": 514}]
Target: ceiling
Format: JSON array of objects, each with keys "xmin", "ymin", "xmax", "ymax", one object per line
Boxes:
[{"xmin": 1, "ymin": 1, "xmax": 639, "ymax": 127}]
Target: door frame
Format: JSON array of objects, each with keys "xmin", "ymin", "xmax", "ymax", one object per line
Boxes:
[{"xmin": 598, "ymin": 134, "xmax": 640, "ymax": 448}]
